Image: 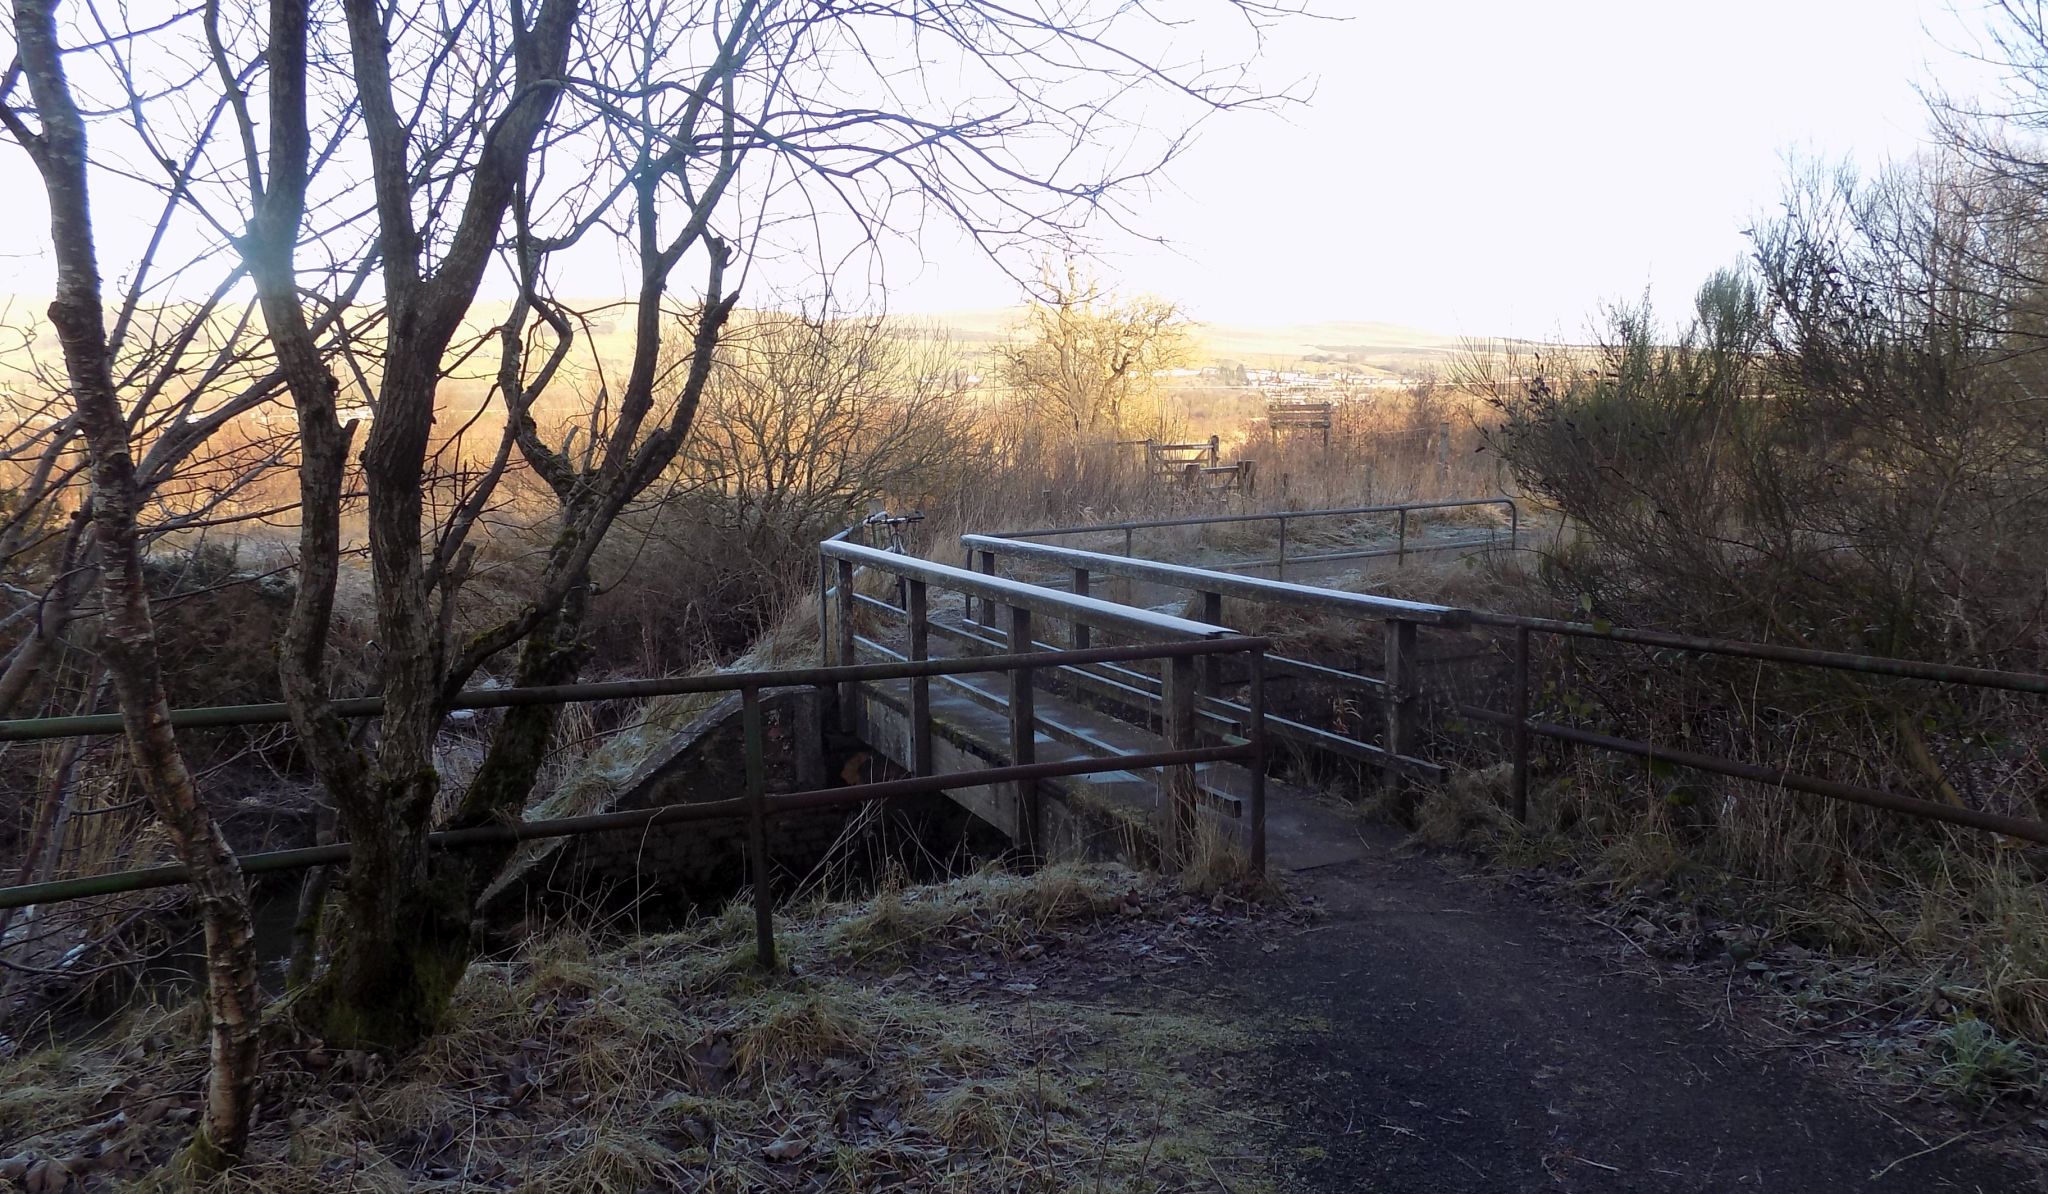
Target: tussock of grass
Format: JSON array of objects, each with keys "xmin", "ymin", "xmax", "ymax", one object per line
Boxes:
[
  {"xmin": 1411, "ymin": 763, "xmax": 1514, "ymax": 850},
  {"xmin": 823, "ymin": 862, "xmax": 1131, "ymax": 968},
  {"xmin": 0, "ymin": 862, "xmax": 1271, "ymax": 1192},
  {"xmin": 1176, "ymin": 815, "xmax": 1268, "ymax": 898}
]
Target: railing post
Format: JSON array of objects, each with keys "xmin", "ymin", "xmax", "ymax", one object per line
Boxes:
[
  {"xmin": 835, "ymin": 558, "xmax": 856, "ymax": 732},
  {"xmin": 1248, "ymin": 646, "xmax": 1268, "ymax": 876},
  {"xmin": 1512, "ymin": 625, "xmax": 1530, "ymax": 823},
  {"xmin": 817, "ymin": 552, "xmax": 831, "ymax": 670},
  {"xmin": 1071, "ymin": 567, "xmax": 1091, "ymax": 650},
  {"xmin": 1383, "ymin": 617, "xmax": 1419, "ymax": 770},
  {"xmin": 1008, "ymin": 605, "xmax": 1040, "ymax": 860},
  {"xmin": 1396, "ymin": 507, "xmax": 1409, "ymax": 566},
  {"xmin": 1122, "ymin": 527, "xmax": 1136, "ymax": 604},
  {"xmin": 1197, "ymin": 591, "xmax": 1224, "ymax": 701},
  {"xmin": 977, "ymin": 549, "xmax": 998, "ymax": 630},
  {"xmin": 1276, "ymin": 515, "xmax": 1288, "ymax": 581},
  {"xmin": 1508, "ymin": 500, "xmax": 1520, "ymax": 554},
  {"xmin": 1158, "ymin": 652, "xmax": 1197, "ymax": 869},
  {"xmin": 742, "ymin": 685, "xmax": 776, "ymax": 971},
  {"xmin": 908, "ymin": 579, "xmax": 933, "ymax": 777}
]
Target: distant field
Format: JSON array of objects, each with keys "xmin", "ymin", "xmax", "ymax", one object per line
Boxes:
[{"xmin": 909, "ymin": 306, "xmax": 1530, "ymax": 380}]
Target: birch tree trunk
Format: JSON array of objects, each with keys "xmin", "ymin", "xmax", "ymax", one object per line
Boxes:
[{"xmin": 5, "ymin": 0, "xmax": 262, "ymax": 1170}]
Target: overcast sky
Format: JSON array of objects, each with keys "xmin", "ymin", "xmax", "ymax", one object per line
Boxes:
[
  {"xmin": 882, "ymin": 0, "xmax": 2005, "ymax": 339},
  {"xmin": 0, "ymin": 1, "xmax": 2009, "ymax": 342}
]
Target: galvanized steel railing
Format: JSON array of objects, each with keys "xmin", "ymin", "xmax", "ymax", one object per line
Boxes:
[
  {"xmin": 962, "ymin": 533, "xmax": 1447, "ymax": 784},
  {"xmin": 962, "ymin": 530, "xmax": 2048, "ymax": 846},
  {"xmin": 818, "ymin": 537, "xmax": 1271, "ymax": 870},
  {"xmin": 986, "ymin": 497, "xmax": 1519, "ymax": 578}
]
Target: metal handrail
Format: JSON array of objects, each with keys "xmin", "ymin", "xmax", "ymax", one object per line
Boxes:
[
  {"xmin": 0, "ymin": 641, "xmax": 1248, "ymax": 743},
  {"xmin": 957, "ymin": 533, "xmax": 1441, "ymax": 780},
  {"xmin": 0, "ymin": 636, "xmax": 1272, "ymax": 970},
  {"xmin": 849, "ymin": 591, "xmax": 1440, "ymax": 780},
  {"xmin": 823, "ymin": 534, "xmax": 1270, "ymax": 870},
  {"xmin": 962, "ymin": 534, "xmax": 1470, "ymax": 627},
  {"xmin": 988, "ymin": 497, "xmax": 1517, "ymax": 540},
  {"xmin": 823, "ymin": 537, "xmax": 1230, "ymax": 642},
  {"xmin": 1466, "ymin": 611, "xmax": 2048, "ymax": 696},
  {"xmin": 968, "ymin": 518, "xmax": 2048, "ymax": 845}
]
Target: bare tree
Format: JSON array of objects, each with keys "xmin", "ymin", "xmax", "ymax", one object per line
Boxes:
[
  {"xmin": 683, "ymin": 309, "xmax": 978, "ymax": 546},
  {"xmin": 997, "ymin": 258, "xmax": 1192, "ymax": 443},
  {"xmin": 1, "ymin": 0, "xmax": 269, "ymax": 1171},
  {"xmin": 207, "ymin": 0, "xmax": 1304, "ymax": 1055},
  {"xmin": 5, "ymin": 17, "xmax": 1305, "ymax": 1165}
]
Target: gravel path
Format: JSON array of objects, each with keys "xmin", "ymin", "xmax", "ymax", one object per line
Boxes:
[{"xmin": 1158, "ymin": 821, "xmax": 2044, "ymax": 1192}]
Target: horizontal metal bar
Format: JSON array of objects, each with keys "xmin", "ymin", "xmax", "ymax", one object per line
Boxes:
[
  {"xmin": 1265, "ymin": 654, "xmax": 1387, "ymax": 692},
  {"xmin": 1203, "ymin": 695, "xmax": 1442, "ymax": 779},
  {"xmin": 962, "ymin": 534, "xmax": 1469, "ymax": 626},
  {"xmin": 0, "ymin": 638, "xmax": 1268, "ymax": 743},
  {"xmin": 1454, "ymin": 704, "xmax": 2048, "ymax": 844},
  {"xmin": 859, "ymin": 651, "xmax": 1196, "ymax": 788},
  {"xmin": 851, "ymin": 591, "xmax": 909, "ymax": 619},
  {"xmin": 824, "ymin": 538, "xmax": 1231, "ymax": 642},
  {"xmin": 1254, "ymin": 535, "xmax": 1502, "ymax": 568},
  {"xmin": 991, "ymin": 497, "xmax": 1516, "ymax": 540},
  {"xmin": 1465, "ymin": 612, "xmax": 2048, "ymax": 695},
  {"xmin": 0, "ymin": 742, "xmax": 1258, "ymax": 910},
  {"xmin": 858, "ymin": 626, "xmax": 1242, "ymax": 740},
  {"xmin": 915, "ymin": 630, "xmax": 1428, "ymax": 779}
]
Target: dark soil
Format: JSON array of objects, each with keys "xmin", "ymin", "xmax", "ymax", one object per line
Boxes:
[{"xmin": 1149, "ymin": 828, "xmax": 2046, "ymax": 1192}]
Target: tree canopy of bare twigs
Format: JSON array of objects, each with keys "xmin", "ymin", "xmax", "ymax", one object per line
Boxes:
[{"xmin": 997, "ymin": 258, "xmax": 1192, "ymax": 444}]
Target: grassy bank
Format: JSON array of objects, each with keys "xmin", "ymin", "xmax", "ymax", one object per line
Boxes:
[{"xmin": 0, "ymin": 863, "xmax": 1278, "ymax": 1192}]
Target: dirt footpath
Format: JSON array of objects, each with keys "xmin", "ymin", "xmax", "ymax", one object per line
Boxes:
[{"xmin": 1148, "ymin": 829, "xmax": 2045, "ymax": 1193}]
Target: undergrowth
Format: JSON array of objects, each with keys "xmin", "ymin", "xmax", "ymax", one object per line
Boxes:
[{"xmin": 0, "ymin": 863, "xmax": 1276, "ymax": 1192}]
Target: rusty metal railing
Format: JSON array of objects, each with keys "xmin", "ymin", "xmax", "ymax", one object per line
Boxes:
[
  {"xmin": 962, "ymin": 530, "xmax": 2048, "ymax": 846},
  {"xmin": 0, "ymin": 636, "xmax": 1272, "ymax": 970},
  {"xmin": 964, "ymin": 534, "xmax": 1448, "ymax": 786},
  {"xmin": 985, "ymin": 497, "xmax": 1518, "ymax": 578},
  {"xmin": 819, "ymin": 537, "xmax": 1270, "ymax": 868}
]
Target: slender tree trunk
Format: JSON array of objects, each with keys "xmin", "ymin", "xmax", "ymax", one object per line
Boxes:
[
  {"xmin": 284, "ymin": 795, "xmax": 335, "ymax": 991},
  {"xmin": 297, "ymin": 357, "xmax": 466, "ymax": 1048},
  {"xmin": 450, "ymin": 578, "xmax": 593, "ymax": 866},
  {"xmin": 10, "ymin": 0, "xmax": 261, "ymax": 1168}
]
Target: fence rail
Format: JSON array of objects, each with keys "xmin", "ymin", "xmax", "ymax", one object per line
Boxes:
[
  {"xmin": 965, "ymin": 523, "xmax": 2048, "ymax": 847},
  {"xmin": 0, "ymin": 630, "xmax": 1272, "ymax": 970},
  {"xmin": 988, "ymin": 497, "xmax": 1518, "ymax": 579},
  {"xmin": 819, "ymin": 536, "xmax": 1270, "ymax": 868}
]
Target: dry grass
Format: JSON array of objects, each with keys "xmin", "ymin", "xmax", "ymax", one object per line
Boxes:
[{"xmin": 0, "ymin": 864, "xmax": 1276, "ymax": 1192}]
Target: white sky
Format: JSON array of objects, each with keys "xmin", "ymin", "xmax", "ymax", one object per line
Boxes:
[
  {"xmin": 0, "ymin": 0, "xmax": 2011, "ymax": 342},
  {"xmin": 882, "ymin": 0, "xmax": 2006, "ymax": 339}
]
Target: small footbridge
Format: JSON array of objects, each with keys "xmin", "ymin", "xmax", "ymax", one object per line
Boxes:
[
  {"xmin": 822, "ymin": 494, "xmax": 2048, "ymax": 874},
  {"xmin": 10, "ymin": 498, "xmax": 2043, "ymax": 973},
  {"xmin": 819, "ymin": 501, "xmax": 1517, "ymax": 871}
]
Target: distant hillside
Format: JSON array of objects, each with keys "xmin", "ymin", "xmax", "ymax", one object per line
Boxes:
[{"xmin": 908, "ymin": 309, "xmax": 1526, "ymax": 380}]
